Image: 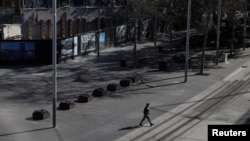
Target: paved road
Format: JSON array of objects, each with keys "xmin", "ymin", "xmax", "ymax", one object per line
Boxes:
[
  {"xmin": 116, "ymin": 60, "xmax": 250, "ymax": 141},
  {"xmin": 0, "ymin": 41, "xmax": 250, "ymax": 141}
]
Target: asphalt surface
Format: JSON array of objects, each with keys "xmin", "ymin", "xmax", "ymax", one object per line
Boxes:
[{"xmin": 0, "ymin": 40, "xmax": 250, "ymax": 141}]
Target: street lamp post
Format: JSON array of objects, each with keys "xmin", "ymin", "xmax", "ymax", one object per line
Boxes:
[
  {"xmin": 97, "ymin": 3, "xmax": 101, "ymax": 57},
  {"xmin": 216, "ymin": 0, "xmax": 222, "ymax": 65},
  {"xmin": 52, "ymin": 0, "xmax": 57, "ymax": 128},
  {"xmin": 154, "ymin": 16, "xmax": 157, "ymax": 58},
  {"xmin": 185, "ymin": 0, "xmax": 192, "ymax": 82},
  {"xmin": 243, "ymin": 0, "xmax": 248, "ymax": 51}
]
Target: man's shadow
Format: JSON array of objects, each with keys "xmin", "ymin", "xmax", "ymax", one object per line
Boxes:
[{"xmin": 118, "ymin": 125, "xmax": 140, "ymax": 131}]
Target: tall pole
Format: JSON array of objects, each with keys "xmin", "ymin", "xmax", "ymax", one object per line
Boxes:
[
  {"xmin": 216, "ymin": 0, "xmax": 222, "ymax": 65},
  {"xmin": 133, "ymin": 19, "xmax": 137, "ymax": 67},
  {"xmin": 185, "ymin": 0, "xmax": 192, "ymax": 82},
  {"xmin": 243, "ymin": 0, "xmax": 248, "ymax": 51},
  {"xmin": 97, "ymin": 3, "xmax": 101, "ymax": 57},
  {"xmin": 153, "ymin": 0, "xmax": 158, "ymax": 58},
  {"xmin": 170, "ymin": 0, "xmax": 174, "ymax": 52},
  {"xmin": 52, "ymin": 0, "xmax": 57, "ymax": 128},
  {"xmin": 154, "ymin": 17, "xmax": 157, "ymax": 58}
]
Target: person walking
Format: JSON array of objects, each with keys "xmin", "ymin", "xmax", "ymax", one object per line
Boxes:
[{"xmin": 140, "ymin": 103, "xmax": 154, "ymax": 126}]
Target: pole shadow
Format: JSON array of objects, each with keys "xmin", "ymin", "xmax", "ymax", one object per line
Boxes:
[{"xmin": 0, "ymin": 127, "xmax": 53, "ymax": 137}]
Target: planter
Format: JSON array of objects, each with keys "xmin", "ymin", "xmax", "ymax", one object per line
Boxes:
[
  {"xmin": 32, "ymin": 109, "xmax": 50, "ymax": 120},
  {"xmin": 158, "ymin": 46, "xmax": 163, "ymax": 53},
  {"xmin": 137, "ymin": 58, "xmax": 147, "ymax": 67},
  {"xmin": 158, "ymin": 61, "xmax": 167, "ymax": 71},
  {"xmin": 107, "ymin": 83, "xmax": 120, "ymax": 91},
  {"xmin": 127, "ymin": 76, "xmax": 138, "ymax": 83},
  {"xmin": 59, "ymin": 100, "xmax": 75, "ymax": 110},
  {"xmin": 120, "ymin": 79, "xmax": 131, "ymax": 87},
  {"xmin": 93, "ymin": 88, "xmax": 107, "ymax": 97},
  {"xmin": 172, "ymin": 54, "xmax": 191, "ymax": 64},
  {"xmin": 120, "ymin": 59, "xmax": 126, "ymax": 67},
  {"xmin": 77, "ymin": 94, "xmax": 93, "ymax": 103}
]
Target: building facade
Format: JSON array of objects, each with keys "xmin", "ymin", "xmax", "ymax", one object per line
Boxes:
[{"xmin": 0, "ymin": 0, "xmax": 136, "ymax": 64}]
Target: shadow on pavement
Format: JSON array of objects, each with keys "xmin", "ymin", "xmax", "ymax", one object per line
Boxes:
[
  {"xmin": 140, "ymin": 74, "xmax": 197, "ymax": 84},
  {"xmin": 123, "ymin": 81, "xmax": 184, "ymax": 93},
  {"xmin": 118, "ymin": 125, "xmax": 140, "ymax": 131},
  {"xmin": 153, "ymin": 91, "xmax": 250, "ymax": 109},
  {"xmin": 0, "ymin": 39, "xmax": 241, "ymax": 104},
  {"xmin": 236, "ymin": 109, "xmax": 250, "ymax": 125},
  {"xmin": 0, "ymin": 127, "xmax": 53, "ymax": 137},
  {"xmin": 25, "ymin": 117, "xmax": 34, "ymax": 121}
]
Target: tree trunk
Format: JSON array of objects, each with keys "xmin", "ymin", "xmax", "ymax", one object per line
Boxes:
[
  {"xmin": 154, "ymin": 17, "xmax": 157, "ymax": 58},
  {"xmin": 170, "ymin": 23, "xmax": 173, "ymax": 52},
  {"xmin": 137, "ymin": 19, "xmax": 141, "ymax": 41},
  {"xmin": 200, "ymin": 13, "xmax": 211, "ymax": 75},
  {"xmin": 133, "ymin": 19, "xmax": 137, "ymax": 67},
  {"xmin": 230, "ymin": 19, "xmax": 235, "ymax": 56}
]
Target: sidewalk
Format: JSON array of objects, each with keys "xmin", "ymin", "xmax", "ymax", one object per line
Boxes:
[
  {"xmin": 114, "ymin": 47, "xmax": 250, "ymax": 141},
  {"xmin": 0, "ymin": 40, "xmax": 250, "ymax": 141}
]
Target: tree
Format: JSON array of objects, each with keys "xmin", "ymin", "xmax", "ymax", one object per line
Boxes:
[
  {"xmin": 223, "ymin": 0, "xmax": 244, "ymax": 56},
  {"xmin": 129, "ymin": 0, "xmax": 167, "ymax": 63},
  {"xmin": 129, "ymin": 0, "xmax": 141, "ymax": 67},
  {"xmin": 201, "ymin": 0, "xmax": 212, "ymax": 74}
]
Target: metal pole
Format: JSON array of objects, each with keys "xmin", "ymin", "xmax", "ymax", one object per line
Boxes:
[
  {"xmin": 52, "ymin": 0, "xmax": 57, "ymax": 128},
  {"xmin": 154, "ymin": 17, "xmax": 157, "ymax": 58},
  {"xmin": 216, "ymin": 0, "xmax": 222, "ymax": 65},
  {"xmin": 185, "ymin": 0, "xmax": 191, "ymax": 82},
  {"xmin": 243, "ymin": 0, "xmax": 248, "ymax": 51},
  {"xmin": 134, "ymin": 19, "xmax": 137, "ymax": 67},
  {"xmin": 97, "ymin": 3, "xmax": 101, "ymax": 57}
]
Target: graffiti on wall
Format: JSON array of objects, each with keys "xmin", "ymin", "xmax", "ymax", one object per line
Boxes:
[
  {"xmin": 61, "ymin": 38, "xmax": 73, "ymax": 59},
  {"xmin": 81, "ymin": 33, "xmax": 96, "ymax": 53},
  {"xmin": 115, "ymin": 25, "xmax": 127, "ymax": 43},
  {"xmin": 141, "ymin": 20, "xmax": 150, "ymax": 40}
]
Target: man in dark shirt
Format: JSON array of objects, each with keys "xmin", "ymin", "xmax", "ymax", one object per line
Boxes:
[{"xmin": 140, "ymin": 103, "xmax": 154, "ymax": 126}]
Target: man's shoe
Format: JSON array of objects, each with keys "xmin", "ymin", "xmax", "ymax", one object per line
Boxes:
[
  {"xmin": 150, "ymin": 123, "xmax": 154, "ymax": 126},
  {"xmin": 140, "ymin": 123, "xmax": 143, "ymax": 126}
]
